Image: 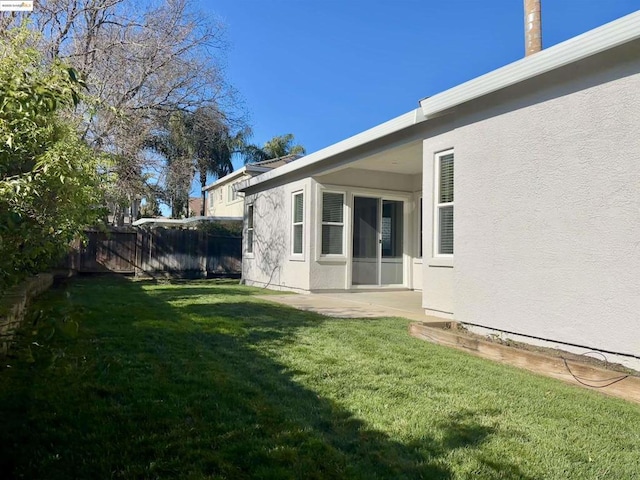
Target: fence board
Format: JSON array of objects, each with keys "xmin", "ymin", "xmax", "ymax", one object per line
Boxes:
[{"xmin": 66, "ymin": 229, "xmax": 241, "ymax": 277}]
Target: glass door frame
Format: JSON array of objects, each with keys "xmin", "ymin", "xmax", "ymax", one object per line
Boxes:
[{"xmin": 349, "ymin": 192, "xmax": 408, "ymax": 288}]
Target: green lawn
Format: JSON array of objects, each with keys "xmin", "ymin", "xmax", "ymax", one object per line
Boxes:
[{"xmin": 1, "ymin": 277, "xmax": 639, "ymax": 479}]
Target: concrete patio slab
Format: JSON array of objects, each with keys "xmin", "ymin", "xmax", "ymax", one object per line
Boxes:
[{"xmin": 256, "ymin": 290, "xmax": 437, "ymax": 322}]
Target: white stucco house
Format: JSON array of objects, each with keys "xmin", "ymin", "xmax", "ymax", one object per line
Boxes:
[
  {"xmin": 202, "ymin": 155, "xmax": 299, "ymax": 218},
  {"xmin": 238, "ymin": 12, "xmax": 640, "ymax": 368}
]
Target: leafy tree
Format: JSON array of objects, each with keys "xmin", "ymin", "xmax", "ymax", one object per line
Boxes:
[
  {"xmin": 146, "ymin": 108, "xmax": 244, "ymax": 217},
  {"xmin": 0, "ymin": 27, "xmax": 104, "ymax": 289},
  {"xmin": 187, "ymin": 108, "xmax": 236, "ymax": 216},
  {"xmin": 4, "ymin": 0, "xmax": 245, "ymax": 223},
  {"xmin": 145, "ymin": 113, "xmax": 194, "ymax": 218},
  {"xmin": 244, "ymin": 133, "xmax": 306, "ymax": 164}
]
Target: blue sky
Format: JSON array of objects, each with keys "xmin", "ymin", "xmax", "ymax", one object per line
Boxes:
[{"xmin": 195, "ymin": 0, "xmax": 638, "ymax": 178}]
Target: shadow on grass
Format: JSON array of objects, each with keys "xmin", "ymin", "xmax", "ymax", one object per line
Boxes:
[{"xmin": 0, "ymin": 277, "xmax": 536, "ymax": 479}]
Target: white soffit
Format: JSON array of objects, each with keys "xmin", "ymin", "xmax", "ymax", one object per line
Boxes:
[
  {"xmin": 239, "ymin": 108, "xmax": 426, "ymax": 191},
  {"xmin": 420, "ymin": 10, "xmax": 640, "ymax": 118}
]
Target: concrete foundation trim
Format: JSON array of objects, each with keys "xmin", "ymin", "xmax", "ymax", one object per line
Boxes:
[{"xmin": 409, "ymin": 322, "xmax": 640, "ymax": 405}]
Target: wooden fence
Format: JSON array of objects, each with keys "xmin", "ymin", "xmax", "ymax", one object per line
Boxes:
[{"xmin": 65, "ymin": 229, "xmax": 242, "ymax": 277}]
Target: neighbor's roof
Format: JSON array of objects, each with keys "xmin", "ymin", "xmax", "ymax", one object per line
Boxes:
[
  {"xmin": 202, "ymin": 154, "xmax": 302, "ymax": 192},
  {"xmin": 251, "ymin": 153, "xmax": 301, "ymax": 169},
  {"xmin": 239, "ymin": 10, "xmax": 640, "ymax": 192}
]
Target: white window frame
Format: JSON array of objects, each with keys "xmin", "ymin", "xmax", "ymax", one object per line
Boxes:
[
  {"xmin": 320, "ymin": 190, "xmax": 346, "ymax": 258},
  {"xmin": 418, "ymin": 196, "xmax": 423, "ymax": 258},
  {"xmin": 434, "ymin": 149, "xmax": 454, "ymax": 257},
  {"xmin": 291, "ymin": 191, "xmax": 304, "ymax": 256},
  {"xmin": 227, "ymin": 182, "xmax": 241, "ymax": 204},
  {"xmin": 246, "ymin": 203, "xmax": 254, "ymax": 255}
]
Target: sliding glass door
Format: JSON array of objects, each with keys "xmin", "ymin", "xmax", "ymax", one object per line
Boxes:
[
  {"xmin": 352, "ymin": 197, "xmax": 379, "ymax": 285},
  {"xmin": 352, "ymin": 197, "xmax": 404, "ymax": 286}
]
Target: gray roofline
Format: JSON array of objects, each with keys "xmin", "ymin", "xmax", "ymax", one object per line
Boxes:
[
  {"xmin": 420, "ymin": 10, "xmax": 640, "ymax": 118},
  {"xmin": 239, "ymin": 11, "xmax": 640, "ymax": 192}
]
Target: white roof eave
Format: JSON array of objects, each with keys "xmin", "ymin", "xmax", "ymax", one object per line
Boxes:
[
  {"xmin": 420, "ymin": 10, "xmax": 640, "ymax": 118},
  {"xmin": 202, "ymin": 165, "xmax": 271, "ymax": 192},
  {"xmin": 238, "ymin": 10, "xmax": 640, "ymax": 193},
  {"xmin": 238, "ymin": 108, "xmax": 427, "ymax": 192}
]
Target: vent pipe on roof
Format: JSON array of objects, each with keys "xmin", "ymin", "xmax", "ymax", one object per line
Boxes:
[{"xmin": 524, "ymin": 0, "xmax": 542, "ymax": 56}]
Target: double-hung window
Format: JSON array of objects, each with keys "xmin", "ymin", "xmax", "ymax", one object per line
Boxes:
[
  {"xmin": 321, "ymin": 192, "xmax": 344, "ymax": 255},
  {"xmin": 292, "ymin": 192, "xmax": 304, "ymax": 255},
  {"xmin": 435, "ymin": 150, "xmax": 454, "ymax": 256},
  {"xmin": 247, "ymin": 204, "xmax": 254, "ymax": 254},
  {"xmin": 227, "ymin": 185, "xmax": 234, "ymax": 203}
]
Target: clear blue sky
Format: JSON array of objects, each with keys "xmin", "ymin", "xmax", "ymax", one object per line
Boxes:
[{"xmin": 196, "ymin": 0, "xmax": 638, "ymax": 177}]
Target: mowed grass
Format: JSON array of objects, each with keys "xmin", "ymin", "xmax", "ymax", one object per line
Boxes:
[{"xmin": 1, "ymin": 277, "xmax": 639, "ymax": 479}]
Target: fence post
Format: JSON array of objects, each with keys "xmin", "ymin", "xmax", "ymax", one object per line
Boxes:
[{"xmin": 134, "ymin": 228, "xmax": 143, "ymax": 277}]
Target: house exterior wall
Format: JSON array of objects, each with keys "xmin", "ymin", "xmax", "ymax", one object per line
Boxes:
[
  {"xmin": 205, "ymin": 174, "xmax": 250, "ymax": 217},
  {"xmin": 309, "ymin": 175, "xmax": 422, "ymax": 291},
  {"xmin": 451, "ymin": 45, "xmax": 640, "ymax": 359},
  {"xmin": 243, "ymin": 178, "xmax": 312, "ymax": 291},
  {"xmin": 422, "ymin": 128, "xmax": 458, "ymax": 316},
  {"xmin": 242, "ymin": 167, "xmax": 423, "ymax": 293}
]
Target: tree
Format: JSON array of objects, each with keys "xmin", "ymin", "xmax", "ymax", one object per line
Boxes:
[
  {"xmin": 263, "ymin": 133, "xmax": 306, "ymax": 159},
  {"xmin": 146, "ymin": 108, "xmax": 241, "ymax": 217},
  {"xmin": 244, "ymin": 133, "xmax": 306, "ymax": 164},
  {"xmin": 6, "ymin": 0, "xmax": 245, "ymax": 223},
  {"xmin": 0, "ymin": 26, "xmax": 104, "ymax": 288},
  {"xmin": 187, "ymin": 108, "xmax": 236, "ymax": 216},
  {"xmin": 145, "ymin": 113, "xmax": 193, "ymax": 218}
]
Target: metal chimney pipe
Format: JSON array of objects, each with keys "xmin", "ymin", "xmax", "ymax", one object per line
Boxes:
[{"xmin": 524, "ymin": 0, "xmax": 542, "ymax": 56}]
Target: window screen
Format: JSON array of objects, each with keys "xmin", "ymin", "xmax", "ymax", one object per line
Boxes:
[
  {"xmin": 435, "ymin": 151, "xmax": 454, "ymax": 255},
  {"xmin": 292, "ymin": 192, "xmax": 303, "ymax": 255},
  {"xmin": 321, "ymin": 192, "xmax": 344, "ymax": 255}
]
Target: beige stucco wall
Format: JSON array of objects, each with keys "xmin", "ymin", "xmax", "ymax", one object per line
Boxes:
[
  {"xmin": 449, "ymin": 42, "xmax": 640, "ymax": 361},
  {"xmin": 243, "ymin": 178, "xmax": 311, "ymax": 291},
  {"xmin": 205, "ymin": 175, "xmax": 249, "ymax": 218}
]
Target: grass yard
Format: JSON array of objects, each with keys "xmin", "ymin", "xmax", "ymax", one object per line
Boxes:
[{"xmin": 1, "ymin": 277, "xmax": 639, "ymax": 479}]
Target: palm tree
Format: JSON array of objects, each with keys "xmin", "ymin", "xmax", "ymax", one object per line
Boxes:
[
  {"xmin": 145, "ymin": 113, "xmax": 193, "ymax": 218},
  {"xmin": 147, "ymin": 108, "xmax": 242, "ymax": 217},
  {"xmin": 186, "ymin": 108, "xmax": 236, "ymax": 215},
  {"xmin": 244, "ymin": 133, "xmax": 306, "ymax": 164}
]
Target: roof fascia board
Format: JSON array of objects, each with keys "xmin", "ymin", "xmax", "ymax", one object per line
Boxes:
[
  {"xmin": 238, "ymin": 108, "xmax": 426, "ymax": 191},
  {"xmin": 420, "ymin": 11, "xmax": 640, "ymax": 118},
  {"xmin": 202, "ymin": 165, "xmax": 273, "ymax": 192},
  {"xmin": 202, "ymin": 167, "xmax": 247, "ymax": 191}
]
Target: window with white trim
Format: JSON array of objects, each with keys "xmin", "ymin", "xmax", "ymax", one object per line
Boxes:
[
  {"xmin": 434, "ymin": 150, "xmax": 454, "ymax": 256},
  {"xmin": 321, "ymin": 192, "xmax": 344, "ymax": 255},
  {"xmin": 292, "ymin": 191, "xmax": 304, "ymax": 255},
  {"xmin": 247, "ymin": 204, "xmax": 254, "ymax": 254},
  {"xmin": 228, "ymin": 183, "xmax": 238, "ymax": 203}
]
